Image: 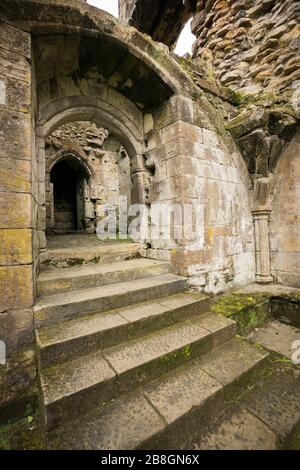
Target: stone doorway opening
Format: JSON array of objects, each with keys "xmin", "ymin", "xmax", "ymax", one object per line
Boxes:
[
  {"xmin": 45, "ymin": 121, "xmax": 132, "ymax": 238},
  {"xmin": 50, "ymin": 158, "xmax": 86, "ymax": 234}
]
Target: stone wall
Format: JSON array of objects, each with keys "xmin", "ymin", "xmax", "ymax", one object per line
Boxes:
[
  {"xmin": 192, "ymin": 0, "xmax": 300, "ymax": 100},
  {"xmin": 145, "ymin": 95, "xmax": 255, "ymax": 293},
  {"xmin": 0, "ymin": 23, "xmax": 36, "ymax": 413},
  {"xmin": 119, "ymin": 0, "xmax": 192, "ymax": 49},
  {"xmin": 269, "ymin": 131, "xmax": 300, "ymax": 287},
  {"xmin": 45, "ymin": 122, "xmax": 131, "ymax": 234}
]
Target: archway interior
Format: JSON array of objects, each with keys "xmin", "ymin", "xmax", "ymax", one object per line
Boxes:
[{"xmin": 45, "ymin": 120, "xmax": 132, "ymax": 240}]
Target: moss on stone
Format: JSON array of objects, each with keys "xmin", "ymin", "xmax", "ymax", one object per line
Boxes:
[
  {"xmin": 0, "ymin": 406, "xmax": 45, "ymax": 450},
  {"xmin": 211, "ymin": 290, "xmax": 300, "ymax": 336},
  {"xmin": 211, "ymin": 293, "xmax": 270, "ymax": 317},
  {"xmin": 285, "ymin": 424, "xmax": 300, "ymax": 450},
  {"xmin": 211, "ymin": 293, "xmax": 271, "ymax": 335}
]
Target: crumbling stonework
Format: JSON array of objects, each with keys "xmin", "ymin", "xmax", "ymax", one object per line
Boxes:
[
  {"xmin": 122, "ymin": 0, "xmax": 300, "ymax": 287},
  {"xmin": 191, "ymin": 0, "xmax": 300, "ymax": 99},
  {"xmin": 119, "ymin": 0, "xmax": 192, "ymax": 48},
  {"xmin": 45, "ymin": 121, "xmax": 131, "ymax": 233}
]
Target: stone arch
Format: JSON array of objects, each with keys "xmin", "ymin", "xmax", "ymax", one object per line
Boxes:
[
  {"xmin": 47, "ymin": 149, "xmax": 95, "ymax": 179},
  {"xmin": 36, "ymin": 95, "xmax": 145, "ymax": 160},
  {"xmin": 45, "ymin": 148, "xmax": 96, "ymax": 233}
]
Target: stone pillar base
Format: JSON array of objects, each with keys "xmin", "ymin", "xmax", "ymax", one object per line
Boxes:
[{"xmin": 255, "ymin": 274, "xmax": 273, "ymax": 284}]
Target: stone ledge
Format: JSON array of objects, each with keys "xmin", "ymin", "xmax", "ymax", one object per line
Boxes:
[{"xmin": 210, "ymin": 285, "xmax": 300, "ymax": 335}]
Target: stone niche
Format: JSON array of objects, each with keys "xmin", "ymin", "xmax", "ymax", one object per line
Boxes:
[{"xmin": 45, "ymin": 122, "xmax": 131, "ymax": 234}]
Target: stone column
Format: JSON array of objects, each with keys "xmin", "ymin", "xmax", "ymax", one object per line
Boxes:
[
  {"xmin": 130, "ymin": 155, "xmax": 151, "ymax": 205},
  {"xmin": 252, "ymin": 178, "xmax": 273, "ymax": 284},
  {"xmin": 252, "ymin": 210, "xmax": 273, "ymax": 284}
]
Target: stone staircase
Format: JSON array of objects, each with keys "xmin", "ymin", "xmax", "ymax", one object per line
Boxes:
[{"xmin": 34, "ymin": 247, "xmax": 284, "ymax": 449}]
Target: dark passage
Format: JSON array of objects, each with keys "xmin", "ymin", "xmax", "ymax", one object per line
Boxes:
[{"xmin": 51, "ymin": 160, "xmax": 78, "ymax": 232}]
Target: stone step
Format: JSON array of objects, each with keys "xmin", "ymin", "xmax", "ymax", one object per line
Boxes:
[
  {"xmin": 37, "ymin": 258, "xmax": 171, "ymax": 297},
  {"xmin": 43, "ymin": 241, "xmax": 141, "ymax": 268},
  {"xmin": 189, "ymin": 362, "xmax": 300, "ymax": 450},
  {"xmin": 40, "ymin": 312, "xmax": 236, "ymax": 430},
  {"xmin": 47, "ymin": 338, "xmax": 268, "ymax": 449},
  {"xmin": 34, "ymin": 274, "xmax": 187, "ymax": 328},
  {"xmin": 36, "ymin": 292, "xmax": 216, "ymax": 367}
]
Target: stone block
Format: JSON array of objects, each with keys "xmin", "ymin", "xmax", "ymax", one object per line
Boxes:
[
  {"xmin": 0, "ymin": 308, "xmax": 34, "ymax": 354},
  {"xmin": 0, "ymin": 158, "xmax": 31, "ymax": 192},
  {"xmin": 0, "ymin": 265, "xmax": 34, "ymax": 310},
  {"xmin": 160, "ymin": 121, "xmax": 203, "ymax": 146},
  {"xmin": 154, "ymin": 95, "xmax": 194, "ymax": 130},
  {"xmin": 0, "ymin": 229, "xmax": 33, "ymax": 265},
  {"xmin": 0, "ymin": 23, "xmax": 31, "ymax": 58},
  {"xmin": 0, "ymin": 109, "xmax": 31, "ymax": 161},
  {"xmin": 0, "ymin": 48, "xmax": 31, "ymax": 83},
  {"xmin": 0, "ymin": 74, "xmax": 31, "ymax": 113},
  {"xmin": 0, "ymin": 193, "xmax": 32, "ymax": 229}
]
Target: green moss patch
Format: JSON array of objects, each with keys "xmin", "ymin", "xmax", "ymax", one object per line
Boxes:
[
  {"xmin": 211, "ymin": 293, "xmax": 271, "ymax": 335},
  {"xmin": 0, "ymin": 405, "xmax": 45, "ymax": 450}
]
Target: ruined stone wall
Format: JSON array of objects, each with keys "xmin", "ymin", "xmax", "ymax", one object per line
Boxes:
[
  {"xmin": 119, "ymin": 0, "xmax": 192, "ymax": 48},
  {"xmin": 191, "ymin": 0, "xmax": 300, "ymax": 100},
  {"xmin": 45, "ymin": 122, "xmax": 131, "ymax": 233}
]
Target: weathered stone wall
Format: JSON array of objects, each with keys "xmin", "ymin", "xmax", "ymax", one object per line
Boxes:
[
  {"xmin": 119, "ymin": 0, "xmax": 192, "ymax": 49},
  {"xmin": 145, "ymin": 95, "xmax": 255, "ymax": 293},
  {"xmin": 191, "ymin": 0, "xmax": 300, "ymax": 100},
  {"xmin": 269, "ymin": 131, "xmax": 300, "ymax": 287},
  {"xmin": 0, "ymin": 23, "xmax": 36, "ymax": 413},
  {"xmin": 45, "ymin": 121, "xmax": 131, "ymax": 233}
]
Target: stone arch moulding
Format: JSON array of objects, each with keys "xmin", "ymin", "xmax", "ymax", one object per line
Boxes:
[
  {"xmin": 47, "ymin": 149, "xmax": 95, "ymax": 180},
  {"xmin": 36, "ymin": 95, "xmax": 146, "ymax": 160}
]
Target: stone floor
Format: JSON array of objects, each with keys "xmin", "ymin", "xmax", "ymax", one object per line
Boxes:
[
  {"xmin": 189, "ymin": 362, "xmax": 300, "ymax": 450},
  {"xmin": 44, "ymin": 234, "xmax": 140, "ymax": 268},
  {"xmin": 247, "ymin": 320, "xmax": 300, "ymax": 359},
  {"xmin": 47, "ymin": 233, "xmax": 133, "ymax": 250}
]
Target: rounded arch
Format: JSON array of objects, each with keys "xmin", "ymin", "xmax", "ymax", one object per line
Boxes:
[
  {"xmin": 36, "ymin": 95, "xmax": 145, "ymax": 160},
  {"xmin": 0, "ymin": 0, "xmax": 201, "ymax": 104}
]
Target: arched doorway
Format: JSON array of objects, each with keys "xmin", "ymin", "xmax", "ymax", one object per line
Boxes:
[{"xmin": 49, "ymin": 156, "xmax": 90, "ymax": 234}]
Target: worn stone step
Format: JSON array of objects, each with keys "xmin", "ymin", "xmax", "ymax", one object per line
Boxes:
[
  {"xmin": 48, "ymin": 339, "xmax": 268, "ymax": 449},
  {"xmin": 43, "ymin": 241, "xmax": 141, "ymax": 268},
  {"xmin": 41, "ymin": 313, "xmax": 236, "ymax": 430},
  {"xmin": 189, "ymin": 363, "xmax": 300, "ymax": 450},
  {"xmin": 36, "ymin": 292, "xmax": 215, "ymax": 367},
  {"xmin": 34, "ymin": 274, "xmax": 187, "ymax": 328},
  {"xmin": 37, "ymin": 258, "xmax": 171, "ymax": 297},
  {"xmin": 190, "ymin": 404, "xmax": 278, "ymax": 450}
]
